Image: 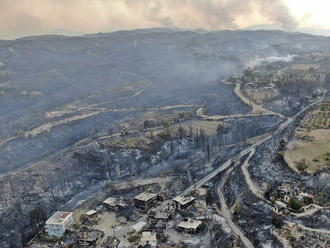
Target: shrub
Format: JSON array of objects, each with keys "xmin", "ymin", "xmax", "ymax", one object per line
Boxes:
[
  {"xmin": 302, "ymin": 196, "xmax": 314, "ymax": 205},
  {"xmin": 233, "ymin": 204, "xmax": 241, "ymax": 217},
  {"xmin": 288, "ymin": 197, "xmax": 302, "ymax": 210}
]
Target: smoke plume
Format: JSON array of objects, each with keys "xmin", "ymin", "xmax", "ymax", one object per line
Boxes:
[{"xmin": 0, "ymin": 0, "xmax": 297, "ymax": 38}]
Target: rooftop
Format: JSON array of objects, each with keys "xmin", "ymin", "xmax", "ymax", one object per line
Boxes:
[
  {"xmin": 134, "ymin": 192, "xmax": 158, "ymax": 202},
  {"xmin": 103, "ymin": 197, "xmax": 127, "ymax": 207},
  {"xmin": 103, "ymin": 197, "xmax": 117, "ymax": 206},
  {"xmin": 46, "ymin": 212, "xmax": 72, "ymax": 225},
  {"xmin": 178, "ymin": 219, "xmax": 202, "ymax": 230},
  {"xmin": 173, "ymin": 196, "xmax": 195, "ymax": 205},
  {"xmin": 85, "ymin": 210, "xmax": 97, "ymax": 216}
]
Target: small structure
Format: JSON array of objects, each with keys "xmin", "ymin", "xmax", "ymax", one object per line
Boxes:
[
  {"xmin": 85, "ymin": 210, "xmax": 97, "ymax": 217},
  {"xmin": 84, "ymin": 210, "xmax": 97, "ymax": 221},
  {"xmin": 46, "ymin": 212, "xmax": 74, "ymax": 237},
  {"xmin": 134, "ymin": 192, "xmax": 158, "ymax": 211},
  {"xmin": 154, "ymin": 212, "xmax": 171, "ymax": 221},
  {"xmin": 140, "ymin": 231, "xmax": 158, "ymax": 247},
  {"xmin": 177, "ymin": 219, "xmax": 202, "ymax": 234},
  {"xmin": 103, "ymin": 197, "xmax": 127, "ymax": 211},
  {"xmin": 173, "ymin": 196, "xmax": 195, "ymax": 210},
  {"xmin": 149, "ymin": 210, "xmax": 171, "ymax": 225},
  {"xmin": 272, "ymin": 184, "xmax": 297, "ymax": 203}
]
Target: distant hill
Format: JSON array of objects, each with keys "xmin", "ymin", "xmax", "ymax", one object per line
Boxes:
[{"xmin": 0, "ymin": 29, "xmax": 329, "ymax": 173}]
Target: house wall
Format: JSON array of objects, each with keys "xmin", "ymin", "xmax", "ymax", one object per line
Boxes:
[
  {"xmin": 46, "ymin": 214, "xmax": 74, "ymax": 237},
  {"xmin": 46, "ymin": 224, "xmax": 66, "ymax": 237}
]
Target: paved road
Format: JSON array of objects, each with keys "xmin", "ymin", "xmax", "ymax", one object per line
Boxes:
[
  {"xmin": 180, "ymin": 98, "xmax": 323, "ymax": 196},
  {"xmin": 217, "ymin": 152, "xmax": 256, "ymax": 248},
  {"xmin": 196, "ymin": 81, "xmax": 285, "ymax": 120},
  {"xmin": 284, "ymin": 221, "xmax": 330, "ymax": 235}
]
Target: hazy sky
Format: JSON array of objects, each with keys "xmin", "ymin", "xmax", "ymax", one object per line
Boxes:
[{"xmin": 1, "ymin": 0, "xmax": 330, "ymax": 39}]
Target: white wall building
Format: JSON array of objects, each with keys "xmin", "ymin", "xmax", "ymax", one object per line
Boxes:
[{"xmin": 45, "ymin": 211, "xmax": 74, "ymax": 237}]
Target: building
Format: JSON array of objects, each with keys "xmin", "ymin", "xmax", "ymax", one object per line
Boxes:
[
  {"xmin": 272, "ymin": 184, "xmax": 299, "ymax": 203},
  {"xmin": 149, "ymin": 211, "xmax": 171, "ymax": 225},
  {"xmin": 140, "ymin": 231, "xmax": 158, "ymax": 247},
  {"xmin": 103, "ymin": 197, "xmax": 127, "ymax": 211},
  {"xmin": 84, "ymin": 210, "xmax": 97, "ymax": 220},
  {"xmin": 134, "ymin": 192, "xmax": 158, "ymax": 211},
  {"xmin": 45, "ymin": 212, "xmax": 74, "ymax": 237},
  {"xmin": 173, "ymin": 196, "xmax": 195, "ymax": 210},
  {"xmin": 177, "ymin": 219, "xmax": 202, "ymax": 234}
]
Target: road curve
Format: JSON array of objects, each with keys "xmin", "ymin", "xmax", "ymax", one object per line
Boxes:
[{"xmin": 180, "ymin": 98, "xmax": 323, "ymax": 197}]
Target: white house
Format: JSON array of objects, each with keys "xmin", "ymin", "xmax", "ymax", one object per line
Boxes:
[{"xmin": 45, "ymin": 211, "xmax": 74, "ymax": 237}]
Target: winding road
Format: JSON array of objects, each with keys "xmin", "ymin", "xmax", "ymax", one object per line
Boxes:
[
  {"xmin": 183, "ymin": 97, "xmax": 323, "ymax": 196},
  {"xmin": 196, "ymin": 81, "xmax": 285, "ymax": 121},
  {"xmin": 177, "ymin": 97, "xmax": 324, "ymax": 247}
]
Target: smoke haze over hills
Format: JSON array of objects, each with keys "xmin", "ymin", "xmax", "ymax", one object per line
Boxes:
[{"xmin": 0, "ymin": 0, "xmax": 303, "ymax": 39}]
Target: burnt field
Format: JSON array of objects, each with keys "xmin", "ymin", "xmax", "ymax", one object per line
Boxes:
[
  {"xmin": 1, "ymin": 29, "xmax": 330, "ymax": 247},
  {"xmin": 1, "ymin": 29, "xmax": 330, "ymax": 174}
]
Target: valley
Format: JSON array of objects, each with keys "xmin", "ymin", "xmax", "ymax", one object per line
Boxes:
[{"xmin": 0, "ymin": 29, "xmax": 329, "ymax": 248}]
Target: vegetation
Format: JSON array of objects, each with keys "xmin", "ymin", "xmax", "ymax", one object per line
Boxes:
[
  {"xmin": 233, "ymin": 203, "xmax": 242, "ymax": 217},
  {"xmin": 302, "ymin": 196, "xmax": 314, "ymax": 205},
  {"xmin": 288, "ymin": 197, "xmax": 303, "ymax": 211},
  {"xmin": 29, "ymin": 206, "xmax": 47, "ymax": 235},
  {"xmin": 301, "ymin": 100, "xmax": 330, "ymax": 130}
]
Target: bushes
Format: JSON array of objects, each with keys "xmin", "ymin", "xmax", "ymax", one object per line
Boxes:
[
  {"xmin": 288, "ymin": 197, "xmax": 302, "ymax": 211},
  {"xmin": 233, "ymin": 204, "xmax": 241, "ymax": 217},
  {"xmin": 302, "ymin": 196, "xmax": 313, "ymax": 205}
]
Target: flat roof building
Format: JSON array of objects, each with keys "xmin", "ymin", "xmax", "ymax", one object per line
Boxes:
[
  {"xmin": 134, "ymin": 192, "xmax": 158, "ymax": 211},
  {"xmin": 177, "ymin": 219, "xmax": 202, "ymax": 234},
  {"xmin": 103, "ymin": 197, "xmax": 127, "ymax": 211},
  {"xmin": 45, "ymin": 212, "xmax": 74, "ymax": 237},
  {"xmin": 173, "ymin": 196, "xmax": 195, "ymax": 209}
]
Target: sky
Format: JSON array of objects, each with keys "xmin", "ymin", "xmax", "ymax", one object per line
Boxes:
[{"xmin": 0, "ymin": 0, "xmax": 330, "ymax": 39}]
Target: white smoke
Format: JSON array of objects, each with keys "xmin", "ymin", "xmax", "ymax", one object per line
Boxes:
[
  {"xmin": 0, "ymin": 0, "xmax": 297, "ymax": 39},
  {"xmin": 247, "ymin": 55, "xmax": 296, "ymax": 68}
]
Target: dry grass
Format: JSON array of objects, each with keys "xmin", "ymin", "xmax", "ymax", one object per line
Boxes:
[
  {"xmin": 284, "ymin": 129, "xmax": 330, "ymax": 174},
  {"xmin": 285, "ymin": 100, "xmax": 330, "ymax": 174}
]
